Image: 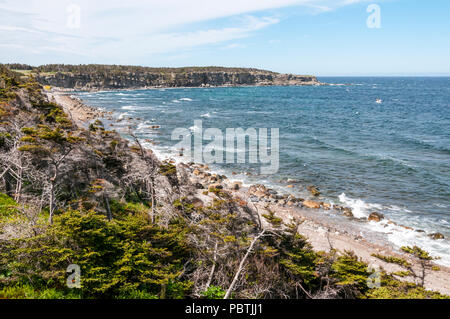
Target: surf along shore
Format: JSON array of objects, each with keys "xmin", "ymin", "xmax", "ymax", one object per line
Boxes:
[{"xmin": 47, "ymin": 88, "xmax": 450, "ymax": 295}]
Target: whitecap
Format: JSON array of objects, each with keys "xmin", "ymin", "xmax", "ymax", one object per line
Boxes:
[
  {"xmin": 121, "ymin": 105, "xmax": 137, "ymax": 110},
  {"xmin": 189, "ymin": 125, "xmax": 201, "ymax": 132},
  {"xmin": 338, "ymin": 193, "xmax": 383, "ymax": 219},
  {"xmin": 118, "ymin": 112, "xmax": 131, "ymax": 120}
]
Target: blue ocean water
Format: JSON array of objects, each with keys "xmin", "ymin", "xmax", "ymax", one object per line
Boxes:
[{"xmin": 77, "ymin": 77, "xmax": 450, "ymax": 264}]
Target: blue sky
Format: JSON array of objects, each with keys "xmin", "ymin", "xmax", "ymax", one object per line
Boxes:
[{"xmin": 0, "ymin": 0, "xmax": 449, "ymax": 75}]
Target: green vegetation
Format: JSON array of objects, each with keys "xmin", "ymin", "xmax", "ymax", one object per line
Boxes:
[
  {"xmin": 6, "ymin": 64, "xmax": 279, "ymax": 76},
  {"xmin": 202, "ymin": 285, "xmax": 226, "ymax": 299},
  {"xmin": 0, "ymin": 193, "xmax": 18, "ymax": 218},
  {"xmin": 1, "ymin": 211, "xmax": 191, "ymax": 298},
  {"xmin": 371, "ymin": 254, "xmax": 411, "ymax": 268}
]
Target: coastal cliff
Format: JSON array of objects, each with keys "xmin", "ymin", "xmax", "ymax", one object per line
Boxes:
[{"xmin": 7, "ymin": 64, "xmax": 320, "ymax": 90}]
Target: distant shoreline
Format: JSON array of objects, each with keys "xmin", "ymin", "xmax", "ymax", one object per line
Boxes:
[{"xmin": 7, "ymin": 63, "xmax": 323, "ymax": 91}]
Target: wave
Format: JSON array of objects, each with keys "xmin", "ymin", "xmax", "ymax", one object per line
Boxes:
[
  {"xmin": 339, "ymin": 193, "xmax": 450, "ymax": 266},
  {"xmin": 189, "ymin": 125, "xmax": 201, "ymax": 132},
  {"xmin": 338, "ymin": 193, "xmax": 383, "ymax": 219},
  {"xmin": 118, "ymin": 112, "xmax": 132, "ymax": 120},
  {"xmin": 307, "ymin": 137, "xmax": 420, "ymax": 172},
  {"xmin": 398, "ymin": 135, "xmax": 450, "ymax": 154},
  {"xmin": 121, "ymin": 105, "xmax": 137, "ymax": 110}
]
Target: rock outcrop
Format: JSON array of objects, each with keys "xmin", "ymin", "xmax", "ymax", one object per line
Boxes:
[
  {"xmin": 29, "ymin": 65, "xmax": 321, "ymax": 90},
  {"xmin": 368, "ymin": 212, "xmax": 384, "ymax": 222}
]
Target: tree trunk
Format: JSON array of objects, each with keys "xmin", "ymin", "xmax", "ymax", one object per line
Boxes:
[
  {"xmin": 14, "ymin": 159, "xmax": 23, "ymax": 202},
  {"xmin": 4, "ymin": 170, "xmax": 13, "ymax": 197},
  {"xmin": 224, "ymin": 229, "xmax": 265, "ymax": 299},
  {"xmin": 205, "ymin": 241, "xmax": 218, "ymax": 291},
  {"xmin": 160, "ymin": 284, "xmax": 166, "ymax": 299},
  {"xmin": 49, "ymin": 181, "xmax": 55, "ymax": 224},
  {"xmin": 104, "ymin": 195, "xmax": 112, "ymax": 221},
  {"xmin": 150, "ymin": 178, "xmax": 156, "ymax": 224}
]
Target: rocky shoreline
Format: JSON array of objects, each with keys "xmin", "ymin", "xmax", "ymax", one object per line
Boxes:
[{"xmin": 49, "ymin": 90, "xmax": 450, "ymax": 295}]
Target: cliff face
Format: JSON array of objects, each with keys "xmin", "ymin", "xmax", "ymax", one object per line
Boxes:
[{"xmin": 35, "ymin": 70, "xmax": 319, "ymax": 90}]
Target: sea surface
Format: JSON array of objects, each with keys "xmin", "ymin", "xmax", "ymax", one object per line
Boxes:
[{"xmin": 76, "ymin": 77, "xmax": 450, "ymax": 265}]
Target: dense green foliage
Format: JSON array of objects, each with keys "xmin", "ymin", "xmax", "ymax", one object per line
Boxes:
[
  {"xmin": 1, "ymin": 210, "xmax": 191, "ymax": 299},
  {"xmin": 6, "ymin": 64, "xmax": 278, "ymax": 76}
]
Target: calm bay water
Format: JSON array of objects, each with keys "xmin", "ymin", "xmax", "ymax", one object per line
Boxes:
[{"xmin": 77, "ymin": 77, "xmax": 450, "ymax": 265}]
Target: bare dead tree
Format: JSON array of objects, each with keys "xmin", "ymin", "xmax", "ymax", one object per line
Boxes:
[
  {"xmin": 47, "ymin": 145, "xmax": 75, "ymax": 224},
  {"xmin": 224, "ymin": 229, "xmax": 266, "ymax": 299},
  {"xmin": 129, "ymin": 132, "xmax": 159, "ymax": 223},
  {"xmin": 205, "ymin": 241, "xmax": 219, "ymax": 291}
]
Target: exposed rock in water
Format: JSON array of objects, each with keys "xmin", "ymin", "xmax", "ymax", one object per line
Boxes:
[
  {"xmin": 307, "ymin": 186, "xmax": 321, "ymax": 197},
  {"xmin": 368, "ymin": 212, "xmax": 384, "ymax": 222},
  {"xmin": 429, "ymin": 233, "xmax": 445, "ymax": 240},
  {"xmin": 343, "ymin": 208, "xmax": 354, "ymax": 218}
]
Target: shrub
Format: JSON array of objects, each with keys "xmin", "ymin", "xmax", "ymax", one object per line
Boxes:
[
  {"xmin": 0, "ymin": 193, "xmax": 18, "ymax": 218},
  {"xmin": 202, "ymin": 285, "xmax": 226, "ymax": 299}
]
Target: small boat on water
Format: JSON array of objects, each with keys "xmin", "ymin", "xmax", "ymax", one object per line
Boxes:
[{"xmin": 376, "ymin": 99, "xmax": 383, "ymax": 104}]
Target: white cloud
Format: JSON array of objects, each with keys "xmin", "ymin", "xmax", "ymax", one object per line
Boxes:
[
  {"xmin": 137, "ymin": 16, "xmax": 278, "ymax": 54},
  {"xmin": 0, "ymin": 0, "xmax": 368, "ymax": 63}
]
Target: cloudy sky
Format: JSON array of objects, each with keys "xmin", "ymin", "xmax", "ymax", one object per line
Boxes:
[{"xmin": 1, "ymin": 0, "xmax": 449, "ymax": 75}]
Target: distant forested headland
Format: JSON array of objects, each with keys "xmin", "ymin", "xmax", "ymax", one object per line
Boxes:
[{"xmin": 5, "ymin": 64, "xmax": 320, "ymax": 90}]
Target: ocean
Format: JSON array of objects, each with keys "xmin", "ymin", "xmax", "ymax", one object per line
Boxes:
[{"xmin": 76, "ymin": 77, "xmax": 450, "ymax": 265}]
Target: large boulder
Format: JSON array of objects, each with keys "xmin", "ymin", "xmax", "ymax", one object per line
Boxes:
[
  {"xmin": 231, "ymin": 182, "xmax": 243, "ymax": 191},
  {"xmin": 343, "ymin": 208, "xmax": 354, "ymax": 218},
  {"xmin": 368, "ymin": 212, "xmax": 384, "ymax": 222},
  {"xmin": 429, "ymin": 233, "xmax": 445, "ymax": 240},
  {"xmin": 302, "ymin": 200, "xmax": 321, "ymax": 209},
  {"xmin": 194, "ymin": 182, "xmax": 204, "ymax": 189},
  {"xmin": 249, "ymin": 185, "xmax": 270, "ymax": 197},
  {"xmin": 209, "ymin": 183, "xmax": 223, "ymax": 190}
]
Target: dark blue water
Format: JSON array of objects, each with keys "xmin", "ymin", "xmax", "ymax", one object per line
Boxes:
[{"xmin": 77, "ymin": 77, "xmax": 450, "ymax": 264}]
